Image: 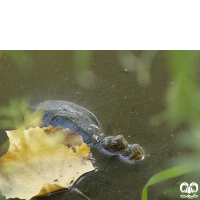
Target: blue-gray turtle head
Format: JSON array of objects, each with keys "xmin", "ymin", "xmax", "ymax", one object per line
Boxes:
[
  {"xmin": 119, "ymin": 144, "xmax": 145, "ymax": 163},
  {"xmin": 99, "ymin": 135, "xmax": 128, "ymax": 154}
]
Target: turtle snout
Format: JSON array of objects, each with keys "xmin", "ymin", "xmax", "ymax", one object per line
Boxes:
[{"xmin": 119, "ymin": 144, "xmax": 145, "ymax": 163}]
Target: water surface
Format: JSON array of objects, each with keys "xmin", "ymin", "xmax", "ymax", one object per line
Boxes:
[{"xmin": 0, "ymin": 51, "xmax": 181, "ymax": 200}]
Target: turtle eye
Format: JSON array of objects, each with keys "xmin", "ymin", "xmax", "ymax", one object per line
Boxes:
[
  {"xmin": 121, "ymin": 150, "xmax": 129, "ymax": 156},
  {"xmin": 110, "ymin": 143, "xmax": 118, "ymax": 149}
]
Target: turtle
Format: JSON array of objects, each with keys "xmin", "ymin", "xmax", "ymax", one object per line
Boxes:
[{"xmin": 31, "ymin": 100, "xmax": 144, "ymax": 163}]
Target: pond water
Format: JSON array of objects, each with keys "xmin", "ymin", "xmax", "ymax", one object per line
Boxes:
[{"xmin": 0, "ymin": 51, "xmax": 181, "ymax": 200}]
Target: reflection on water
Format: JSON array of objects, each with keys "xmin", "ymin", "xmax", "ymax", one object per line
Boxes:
[
  {"xmin": 0, "ymin": 51, "xmax": 182, "ymax": 200},
  {"xmin": 118, "ymin": 50, "xmax": 158, "ymax": 86}
]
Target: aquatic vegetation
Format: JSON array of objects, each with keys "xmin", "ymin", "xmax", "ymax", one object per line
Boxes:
[
  {"xmin": 0, "ymin": 99, "xmax": 42, "ymax": 130},
  {"xmin": 142, "ymin": 51, "xmax": 200, "ymax": 200}
]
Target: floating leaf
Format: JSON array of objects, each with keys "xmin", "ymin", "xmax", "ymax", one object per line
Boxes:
[{"xmin": 0, "ymin": 126, "xmax": 95, "ymax": 200}]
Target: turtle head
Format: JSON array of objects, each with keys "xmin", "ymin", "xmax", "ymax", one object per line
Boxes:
[
  {"xmin": 99, "ymin": 135, "xmax": 128, "ymax": 154},
  {"xmin": 119, "ymin": 144, "xmax": 145, "ymax": 163}
]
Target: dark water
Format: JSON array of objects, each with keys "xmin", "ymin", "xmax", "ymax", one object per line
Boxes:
[{"xmin": 0, "ymin": 51, "xmax": 182, "ymax": 200}]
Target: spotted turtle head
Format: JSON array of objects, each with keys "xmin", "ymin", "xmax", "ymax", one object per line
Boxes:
[
  {"xmin": 99, "ymin": 135, "xmax": 128, "ymax": 154},
  {"xmin": 119, "ymin": 144, "xmax": 145, "ymax": 163}
]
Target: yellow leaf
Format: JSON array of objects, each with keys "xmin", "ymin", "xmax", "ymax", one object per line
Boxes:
[{"xmin": 0, "ymin": 126, "xmax": 95, "ymax": 200}]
